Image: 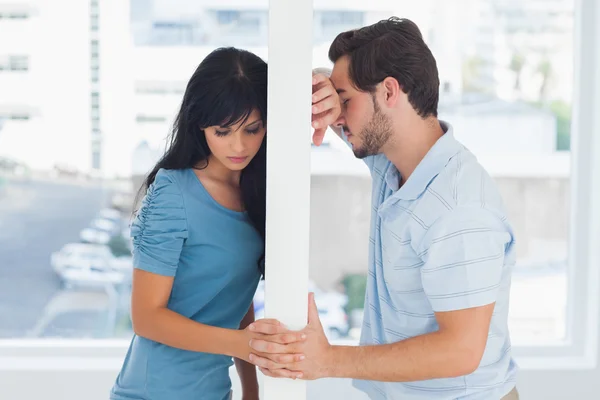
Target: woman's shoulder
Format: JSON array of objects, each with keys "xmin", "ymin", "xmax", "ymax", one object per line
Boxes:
[
  {"xmin": 154, "ymin": 167, "xmax": 188, "ymax": 185},
  {"xmin": 142, "ymin": 168, "xmax": 193, "ymax": 209},
  {"xmin": 132, "ymin": 169, "xmax": 190, "ymax": 236},
  {"xmin": 152, "ymin": 168, "xmax": 196, "ymax": 195}
]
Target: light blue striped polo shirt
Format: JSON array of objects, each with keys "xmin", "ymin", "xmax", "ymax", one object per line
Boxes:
[{"xmin": 348, "ymin": 121, "xmax": 519, "ymax": 399}]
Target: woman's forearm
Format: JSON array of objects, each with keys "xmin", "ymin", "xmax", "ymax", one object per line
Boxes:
[{"xmin": 133, "ymin": 307, "xmax": 248, "ymax": 360}]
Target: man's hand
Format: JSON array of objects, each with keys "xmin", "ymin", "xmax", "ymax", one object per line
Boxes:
[
  {"xmin": 311, "ymin": 73, "xmax": 341, "ymax": 146},
  {"xmin": 248, "ymin": 293, "xmax": 334, "ymax": 380},
  {"xmin": 237, "ymin": 319, "xmax": 306, "ymax": 366}
]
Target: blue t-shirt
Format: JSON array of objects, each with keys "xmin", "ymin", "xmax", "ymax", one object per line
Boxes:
[{"xmin": 111, "ymin": 168, "xmax": 263, "ymax": 400}]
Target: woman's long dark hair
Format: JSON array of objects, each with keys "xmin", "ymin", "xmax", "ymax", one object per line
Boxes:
[{"xmin": 137, "ymin": 47, "xmax": 267, "ymax": 276}]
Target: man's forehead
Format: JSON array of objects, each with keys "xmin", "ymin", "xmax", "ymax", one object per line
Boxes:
[{"xmin": 330, "ymin": 58, "xmax": 350, "ymax": 91}]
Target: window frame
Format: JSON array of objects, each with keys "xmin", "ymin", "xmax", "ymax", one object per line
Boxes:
[
  {"xmin": 0, "ymin": 0, "xmax": 598, "ymax": 389},
  {"xmin": 509, "ymin": 0, "xmax": 600, "ymax": 369}
]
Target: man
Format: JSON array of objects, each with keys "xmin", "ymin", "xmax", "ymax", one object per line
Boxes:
[{"xmin": 248, "ymin": 17, "xmax": 519, "ymax": 399}]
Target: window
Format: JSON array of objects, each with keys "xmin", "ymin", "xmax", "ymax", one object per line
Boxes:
[
  {"xmin": 135, "ymin": 81, "xmax": 186, "ymax": 95},
  {"xmin": 0, "ymin": 5, "xmax": 31, "ymax": 20},
  {"xmin": 90, "ymin": 56, "xmax": 99, "ymax": 68},
  {"xmin": 315, "ymin": 11, "xmax": 365, "ymax": 44},
  {"xmin": 311, "ymin": 1, "xmax": 578, "ymax": 348},
  {"xmin": 9, "ymin": 114, "xmax": 30, "ymax": 121},
  {"xmin": 1, "ymin": 1, "xmax": 599, "ymax": 399},
  {"xmin": 135, "ymin": 115, "xmax": 167, "ymax": 123},
  {"xmin": 91, "ymin": 150, "xmax": 101, "ymax": 170},
  {"xmin": 320, "ymin": 11, "xmax": 364, "ymax": 26},
  {"xmin": 0, "ymin": 113, "xmax": 31, "ymax": 121},
  {"xmin": 150, "ymin": 21, "xmax": 195, "ymax": 45},
  {"xmin": 217, "ymin": 10, "xmax": 239, "ymax": 24},
  {"xmin": 211, "ymin": 10, "xmax": 267, "ymax": 46},
  {"xmin": 90, "ymin": 40, "xmax": 99, "ymax": 58},
  {"xmin": 0, "ymin": 12, "xmax": 28, "ymax": 19},
  {"xmin": 0, "ymin": 55, "xmax": 29, "ymax": 71},
  {"xmin": 306, "ymin": 2, "xmax": 599, "ymax": 377},
  {"xmin": 90, "ymin": 0, "xmax": 100, "ymax": 130},
  {"xmin": 91, "ymin": 67, "xmax": 99, "ymax": 82},
  {"xmin": 90, "ymin": 0, "xmax": 99, "ymax": 32},
  {"xmin": 215, "ymin": 10, "xmax": 263, "ymax": 32},
  {"xmin": 90, "ymin": 14, "xmax": 99, "ymax": 31},
  {"xmin": 91, "ymin": 92, "xmax": 99, "ymax": 108}
]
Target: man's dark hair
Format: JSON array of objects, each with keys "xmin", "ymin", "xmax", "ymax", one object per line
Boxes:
[{"xmin": 329, "ymin": 17, "xmax": 439, "ymax": 118}]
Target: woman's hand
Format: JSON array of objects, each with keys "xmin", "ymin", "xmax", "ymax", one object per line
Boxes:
[{"xmin": 235, "ymin": 319, "xmax": 306, "ymax": 365}]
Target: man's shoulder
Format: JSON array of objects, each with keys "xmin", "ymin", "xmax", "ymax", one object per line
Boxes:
[
  {"xmin": 406, "ymin": 150, "xmax": 510, "ymax": 243},
  {"xmin": 433, "ymin": 146, "xmax": 505, "ymax": 210}
]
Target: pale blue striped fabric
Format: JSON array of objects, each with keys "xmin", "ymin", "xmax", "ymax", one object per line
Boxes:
[{"xmin": 347, "ymin": 121, "xmax": 519, "ymax": 399}]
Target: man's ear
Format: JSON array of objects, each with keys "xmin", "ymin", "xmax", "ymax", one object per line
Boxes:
[{"xmin": 381, "ymin": 76, "xmax": 402, "ymax": 108}]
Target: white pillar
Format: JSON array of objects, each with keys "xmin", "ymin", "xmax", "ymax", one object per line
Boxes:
[{"xmin": 263, "ymin": 0, "xmax": 313, "ymax": 399}]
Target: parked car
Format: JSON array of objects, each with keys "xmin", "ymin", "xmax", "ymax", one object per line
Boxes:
[
  {"xmin": 80, "ymin": 217, "xmax": 121, "ymax": 245},
  {"xmin": 98, "ymin": 208, "xmax": 122, "ymax": 222},
  {"xmin": 59, "ymin": 266, "xmax": 127, "ymax": 288},
  {"xmin": 0, "ymin": 156, "xmax": 29, "ymax": 177},
  {"xmin": 111, "ymin": 192, "xmax": 134, "ymax": 212},
  {"xmin": 51, "ymin": 163, "xmax": 85, "ymax": 180},
  {"xmin": 50, "ymin": 243, "xmax": 132, "ymax": 287}
]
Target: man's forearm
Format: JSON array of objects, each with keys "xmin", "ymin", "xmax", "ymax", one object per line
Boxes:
[{"xmin": 327, "ymin": 331, "xmax": 481, "ymax": 382}]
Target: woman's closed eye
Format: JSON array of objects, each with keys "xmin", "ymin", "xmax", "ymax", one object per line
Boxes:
[{"xmin": 215, "ymin": 124, "xmax": 262, "ymax": 137}]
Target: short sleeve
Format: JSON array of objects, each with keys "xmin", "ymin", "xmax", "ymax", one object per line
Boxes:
[
  {"xmin": 130, "ymin": 169, "xmax": 188, "ymax": 277},
  {"xmin": 417, "ymin": 207, "xmax": 513, "ymax": 312}
]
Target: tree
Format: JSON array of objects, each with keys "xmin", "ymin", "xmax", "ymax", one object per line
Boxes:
[
  {"xmin": 108, "ymin": 234, "xmax": 131, "ymax": 257},
  {"xmin": 549, "ymin": 100, "xmax": 571, "ymax": 151},
  {"xmin": 509, "ymin": 52, "xmax": 526, "ymax": 93},
  {"xmin": 341, "ymin": 273, "xmax": 367, "ymax": 313},
  {"xmin": 537, "ymin": 58, "xmax": 553, "ymax": 103},
  {"xmin": 462, "ymin": 56, "xmax": 485, "ymax": 93}
]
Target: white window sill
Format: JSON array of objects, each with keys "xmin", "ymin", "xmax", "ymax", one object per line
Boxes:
[{"xmin": 1, "ymin": 338, "xmax": 597, "ymax": 372}]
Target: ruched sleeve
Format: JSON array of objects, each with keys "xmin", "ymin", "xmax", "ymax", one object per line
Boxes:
[{"xmin": 130, "ymin": 169, "xmax": 188, "ymax": 277}]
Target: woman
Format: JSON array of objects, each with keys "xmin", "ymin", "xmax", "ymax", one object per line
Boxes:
[{"xmin": 110, "ymin": 47, "xmax": 303, "ymax": 400}]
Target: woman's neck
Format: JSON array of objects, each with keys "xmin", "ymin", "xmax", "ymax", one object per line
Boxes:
[{"xmin": 197, "ymin": 156, "xmax": 241, "ymax": 186}]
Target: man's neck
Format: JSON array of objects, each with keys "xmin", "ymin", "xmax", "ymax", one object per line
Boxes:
[{"xmin": 383, "ymin": 117, "xmax": 444, "ymax": 185}]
